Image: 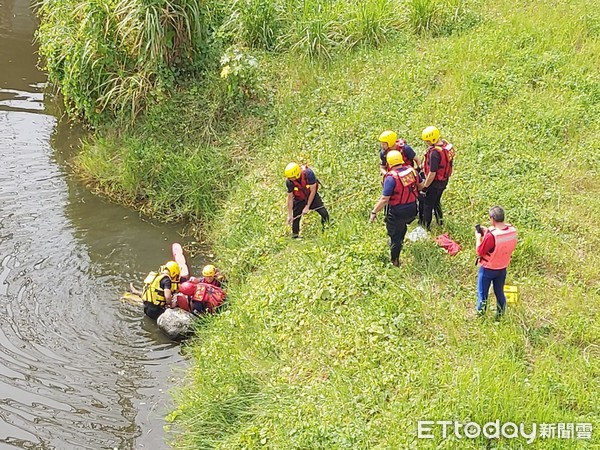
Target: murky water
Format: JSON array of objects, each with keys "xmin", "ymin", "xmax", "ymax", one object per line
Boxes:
[{"xmin": 0, "ymin": 1, "xmax": 200, "ymax": 448}]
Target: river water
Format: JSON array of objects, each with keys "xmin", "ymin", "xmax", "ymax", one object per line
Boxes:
[{"xmin": 0, "ymin": 1, "xmax": 198, "ymax": 448}]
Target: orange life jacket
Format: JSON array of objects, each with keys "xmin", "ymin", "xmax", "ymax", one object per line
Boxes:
[
  {"xmin": 424, "ymin": 140, "xmax": 454, "ymax": 181},
  {"xmin": 480, "ymin": 225, "xmax": 518, "ymax": 270},
  {"xmin": 385, "ymin": 166, "xmax": 418, "ymax": 206},
  {"xmin": 192, "ymin": 283, "xmax": 227, "ymax": 313},
  {"xmin": 290, "ymin": 166, "xmax": 317, "ymax": 201},
  {"xmin": 199, "ymin": 277, "xmax": 222, "ymax": 288}
]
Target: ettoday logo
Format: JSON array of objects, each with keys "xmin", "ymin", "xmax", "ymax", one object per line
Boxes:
[{"xmin": 417, "ymin": 421, "xmax": 593, "ymax": 444}]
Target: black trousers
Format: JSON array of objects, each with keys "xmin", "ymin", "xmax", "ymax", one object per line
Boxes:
[
  {"xmin": 292, "ymin": 194, "xmax": 329, "ymax": 237},
  {"xmin": 417, "ymin": 192, "xmax": 426, "ymax": 226},
  {"xmin": 421, "ymin": 186, "xmax": 446, "ymax": 230},
  {"xmin": 386, "ymin": 202, "xmax": 418, "ymax": 261},
  {"xmin": 143, "ymin": 302, "xmax": 165, "ymax": 320}
]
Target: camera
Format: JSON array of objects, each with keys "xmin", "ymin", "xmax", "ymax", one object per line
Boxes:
[{"xmin": 475, "ymin": 224, "xmax": 483, "ymax": 235}]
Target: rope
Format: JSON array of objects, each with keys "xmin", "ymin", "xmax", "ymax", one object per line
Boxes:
[{"xmin": 290, "ymin": 190, "xmax": 364, "ymax": 221}]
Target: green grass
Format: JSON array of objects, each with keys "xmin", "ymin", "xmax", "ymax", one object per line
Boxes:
[
  {"xmin": 36, "ymin": 0, "xmax": 213, "ymax": 124},
  {"xmin": 221, "ymin": 0, "xmax": 477, "ymax": 59},
  {"xmin": 73, "ymin": 76, "xmax": 265, "ymax": 223},
  {"xmin": 37, "ymin": 0, "xmax": 477, "ymax": 125},
  {"xmin": 40, "ymin": 0, "xmax": 600, "ymax": 447},
  {"xmin": 165, "ymin": 0, "xmax": 599, "ymax": 448}
]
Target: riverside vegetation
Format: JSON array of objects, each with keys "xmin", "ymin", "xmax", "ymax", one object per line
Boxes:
[{"xmin": 37, "ymin": 0, "xmax": 599, "ymax": 448}]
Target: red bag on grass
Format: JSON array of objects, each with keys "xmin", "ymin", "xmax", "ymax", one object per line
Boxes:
[{"xmin": 435, "ymin": 233, "xmax": 461, "ymax": 256}]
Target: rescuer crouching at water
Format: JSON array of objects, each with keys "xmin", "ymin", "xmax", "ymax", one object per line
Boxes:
[
  {"xmin": 199, "ymin": 264, "xmax": 225, "ymax": 288},
  {"xmin": 176, "ymin": 266, "xmax": 227, "ymax": 316},
  {"xmin": 141, "ymin": 261, "xmax": 180, "ymax": 320}
]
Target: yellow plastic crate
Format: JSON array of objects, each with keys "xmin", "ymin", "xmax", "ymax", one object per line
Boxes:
[{"xmin": 504, "ymin": 285, "xmax": 519, "ymax": 304}]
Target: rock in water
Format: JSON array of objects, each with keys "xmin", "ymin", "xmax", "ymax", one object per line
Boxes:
[{"xmin": 157, "ymin": 308, "xmax": 195, "ymax": 339}]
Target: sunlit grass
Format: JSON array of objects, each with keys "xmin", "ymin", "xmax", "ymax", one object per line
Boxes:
[
  {"xmin": 37, "ymin": 0, "xmax": 479, "ymax": 126},
  {"xmin": 168, "ymin": 0, "xmax": 600, "ymax": 447},
  {"xmin": 40, "ymin": 0, "xmax": 600, "ymax": 447}
]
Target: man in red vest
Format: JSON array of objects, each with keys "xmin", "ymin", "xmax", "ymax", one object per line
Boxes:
[
  {"xmin": 475, "ymin": 206, "xmax": 518, "ymax": 319},
  {"xmin": 378, "ymin": 130, "xmax": 422, "ymax": 176},
  {"xmin": 420, "ymin": 126, "xmax": 455, "ymax": 230},
  {"xmin": 285, "ymin": 162, "xmax": 329, "ymax": 238},
  {"xmin": 370, "ymin": 150, "xmax": 424, "ymax": 266}
]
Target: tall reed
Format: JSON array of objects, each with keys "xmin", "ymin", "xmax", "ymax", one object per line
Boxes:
[
  {"xmin": 218, "ymin": 0, "xmax": 477, "ymax": 60},
  {"xmin": 37, "ymin": 0, "xmax": 213, "ymax": 124}
]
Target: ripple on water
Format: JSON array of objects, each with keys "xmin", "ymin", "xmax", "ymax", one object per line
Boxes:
[{"xmin": 0, "ymin": 106, "xmax": 189, "ymax": 449}]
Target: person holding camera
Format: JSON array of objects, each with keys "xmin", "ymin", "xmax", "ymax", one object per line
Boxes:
[
  {"xmin": 370, "ymin": 150, "xmax": 423, "ymax": 267},
  {"xmin": 475, "ymin": 206, "xmax": 518, "ymax": 319}
]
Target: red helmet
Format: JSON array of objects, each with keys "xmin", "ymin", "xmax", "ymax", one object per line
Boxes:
[
  {"xmin": 179, "ymin": 281, "xmax": 196, "ymax": 296},
  {"xmin": 188, "ymin": 276, "xmax": 200, "ymax": 284}
]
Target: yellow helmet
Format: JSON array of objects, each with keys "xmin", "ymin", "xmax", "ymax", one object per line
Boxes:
[
  {"xmin": 386, "ymin": 150, "xmax": 404, "ymax": 167},
  {"xmin": 284, "ymin": 162, "xmax": 301, "ymax": 179},
  {"xmin": 202, "ymin": 264, "xmax": 216, "ymax": 277},
  {"xmin": 378, "ymin": 130, "xmax": 397, "ymax": 149},
  {"xmin": 421, "ymin": 126, "xmax": 440, "ymax": 144},
  {"xmin": 163, "ymin": 261, "xmax": 180, "ymax": 279}
]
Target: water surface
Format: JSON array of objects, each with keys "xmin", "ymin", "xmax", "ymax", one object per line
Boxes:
[{"xmin": 0, "ymin": 1, "xmax": 199, "ymax": 448}]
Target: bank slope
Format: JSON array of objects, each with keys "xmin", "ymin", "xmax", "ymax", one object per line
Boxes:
[{"xmin": 170, "ymin": 0, "xmax": 600, "ymax": 448}]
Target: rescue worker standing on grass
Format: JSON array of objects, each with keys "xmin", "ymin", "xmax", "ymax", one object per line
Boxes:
[
  {"xmin": 370, "ymin": 150, "xmax": 424, "ymax": 266},
  {"xmin": 475, "ymin": 206, "xmax": 518, "ymax": 319},
  {"xmin": 285, "ymin": 162, "xmax": 329, "ymax": 238},
  {"xmin": 420, "ymin": 126, "xmax": 455, "ymax": 230},
  {"xmin": 378, "ymin": 130, "xmax": 422, "ymax": 177},
  {"xmin": 141, "ymin": 261, "xmax": 180, "ymax": 320}
]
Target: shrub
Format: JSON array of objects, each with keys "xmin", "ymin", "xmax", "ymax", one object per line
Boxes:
[
  {"xmin": 342, "ymin": 0, "xmax": 400, "ymax": 50},
  {"xmin": 37, "ymin": 0, "xmax": 214, "ymax": 124},
  {"xmin": 220, "ymin": 46, "xmax": 261, "ymax": 102},
  {"xmin": 406, "ymin": 0, "xmax": 481, "ymax": 36},
  {"xmin": 219, "ymin": 0, "xmax": 477, "ymax": 61},
  {"xmin": 223, "ymin": 0, "xmax": 282, "ymax": 50}
]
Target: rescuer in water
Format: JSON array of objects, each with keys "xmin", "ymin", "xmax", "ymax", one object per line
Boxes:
[{"xmin": 141, "ymin": 261, "xmax": 180, "ymax": 320}]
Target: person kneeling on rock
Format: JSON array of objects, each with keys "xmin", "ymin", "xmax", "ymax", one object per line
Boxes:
[
  {"xmin": 199, "ymin": 264, "xmax": 225, "ymax": 288},
  {"xmin": 173, "ymin": 273, "xmax": 227, "ymax": 316},
  {"xmin": 141, "ymin": 261, "xmax": 180, "ymax": 320}
]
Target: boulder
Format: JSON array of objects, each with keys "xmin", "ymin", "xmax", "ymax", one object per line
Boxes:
[{"xmin": 157, "ymin": 308, "xmax": 195, "ymax": 340}]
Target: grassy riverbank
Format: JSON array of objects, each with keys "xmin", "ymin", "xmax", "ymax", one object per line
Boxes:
[
  {"xmin": 167, "ymin": 0, "xmax": 600, "ymax": 448},
  {"xmin": 38, "ymin": 0, "xmax": 599, "ymax": 447}
]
